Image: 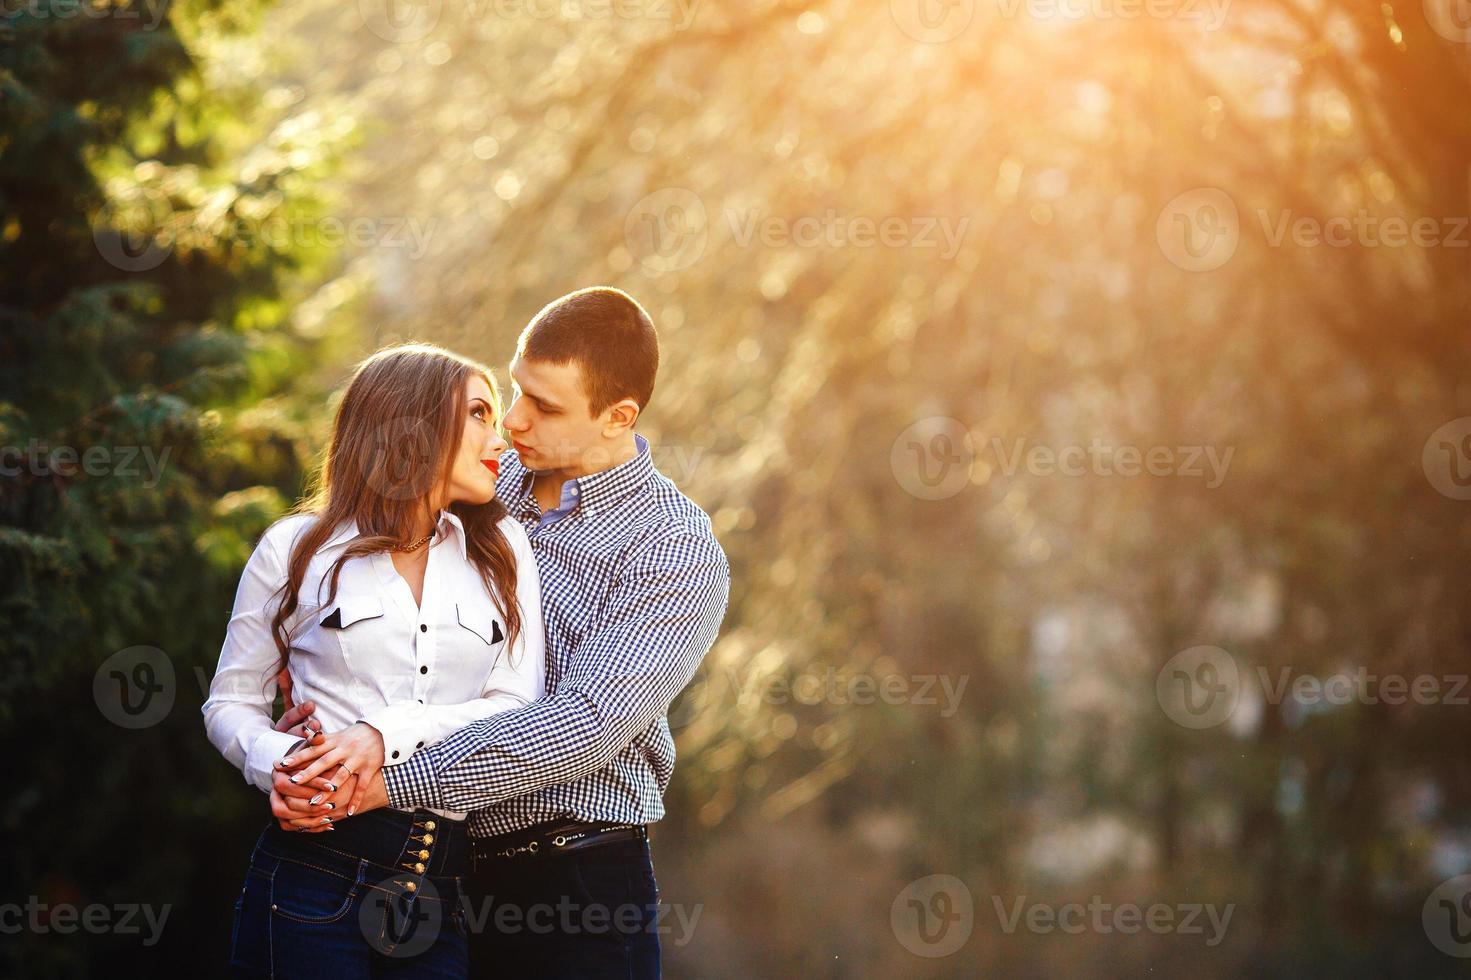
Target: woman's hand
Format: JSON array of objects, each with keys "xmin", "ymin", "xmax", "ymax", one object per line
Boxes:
[
  {"xmin": 275, "ymin": 722, "xmax": 385, "ymax": 817},
  {"xmin": 271, "ymin": 770, "xmax": 358, "ymax": 832}
]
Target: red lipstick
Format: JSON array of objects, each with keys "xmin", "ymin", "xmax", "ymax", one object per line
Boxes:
[{"xmin": 482, "ymin": 458, "xmax": 500, "ymax": 476}]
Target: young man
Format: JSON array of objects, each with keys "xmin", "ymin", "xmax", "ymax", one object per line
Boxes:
[{"xmin": 275, "ymin": 286, "xmax": 730, "ymax": 977}]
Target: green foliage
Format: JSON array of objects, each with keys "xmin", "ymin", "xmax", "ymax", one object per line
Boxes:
[{"xmin": 0, "ymin": 1, "xmax": 355, "ymax": 973}]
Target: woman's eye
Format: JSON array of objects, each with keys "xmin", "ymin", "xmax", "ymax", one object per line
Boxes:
[{"xmin": 471, "ymin": 406, "xmax": 487, "ymax": 421}]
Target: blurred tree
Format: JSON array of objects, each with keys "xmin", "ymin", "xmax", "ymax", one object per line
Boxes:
[
  {"xmin": 7, "ymin": 0, "xmax": 1471, "ymax": 975},
  {"xmin": 248, "ymin": 1, "xmax": 1471, "ymax": 974},
  {"xmin": 0, "ymin": 0, "xmax": 357, "ymax": 973}
]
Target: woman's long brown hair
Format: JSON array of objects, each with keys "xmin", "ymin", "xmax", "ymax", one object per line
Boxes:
[{"xmin": 268, "ymin": 343, "xmax": 522, "ymax": 675}]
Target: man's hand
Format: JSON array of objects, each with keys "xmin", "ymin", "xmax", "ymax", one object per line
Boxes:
[
  {"xmin": 273, "ymin": 668, "xmax": 323, "ymax": 745},
  {"xmin": 275, "ymin": 722, "xmax": 386, "ymax": 816},
  {"xmin": 354, "ymin": 770, "xmax": 390, "ymax": 815}
]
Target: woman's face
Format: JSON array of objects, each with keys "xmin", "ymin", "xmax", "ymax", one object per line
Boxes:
[{"xmin": 442, "ymin": 374, "xmax": 508, "ymax": 507}]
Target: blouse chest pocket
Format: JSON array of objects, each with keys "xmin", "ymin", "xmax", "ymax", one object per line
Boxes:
[
  {"xmin": 454, "ymin": 601, "xmax": 505, "ymax": 651},
  {"xmin": 313, "ymin": 595, "xmax": 386, "ymax": 670},
  {"xmin": 319, "ymin": 596, "xmax": 385, "ymax": 631}
]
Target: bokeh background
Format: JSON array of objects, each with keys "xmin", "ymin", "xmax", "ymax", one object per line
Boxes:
[{"xmin": 4, "ymin": 0, "xmax": 1471, "ymax": 975}]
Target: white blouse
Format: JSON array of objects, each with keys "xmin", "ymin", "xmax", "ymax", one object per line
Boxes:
[{"xmin": 202, "ymin": 509, "xmax": 545, "ymax": 816}]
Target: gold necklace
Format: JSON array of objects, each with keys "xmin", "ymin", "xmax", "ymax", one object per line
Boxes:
[{"xmin": 392, "ymin": 530, "xmax": 435, "ymax": 553}]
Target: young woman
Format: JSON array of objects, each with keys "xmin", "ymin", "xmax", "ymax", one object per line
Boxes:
[{"xmin": 203, "ymin": 343, "xmax": 545, "ymax": 977}]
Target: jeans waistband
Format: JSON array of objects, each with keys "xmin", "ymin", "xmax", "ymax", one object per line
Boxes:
[{"xmin": 258, "ymin": 808, "xmax": 471, "ymax": 882}]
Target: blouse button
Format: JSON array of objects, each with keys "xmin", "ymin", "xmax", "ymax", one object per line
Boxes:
[
  {"xmin": 419, "ymin": 624, "xmax": 427, "ymax": 633},
  {"xmin": 419, "ymin": 666, "xmax": 428, "ymax": 674},
  {"xmin": 391, "ymin": 750, "xmax": 400, "ymax": 759},
  {"xmin": 416, "ymin": 741, "xmax": 424, "ymax": 749}
]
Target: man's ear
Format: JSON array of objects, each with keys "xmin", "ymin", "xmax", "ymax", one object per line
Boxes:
[{"xmin": 603, "ymin": 397, "xmax": 641, "ymax": 436}]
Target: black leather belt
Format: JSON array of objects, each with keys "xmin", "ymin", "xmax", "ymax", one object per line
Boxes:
[{"xmin": 471, "ymin": 819, "xmax": 648, "ymax": 866}]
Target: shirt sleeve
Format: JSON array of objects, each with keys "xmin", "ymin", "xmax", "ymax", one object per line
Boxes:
[
  {"xmin": 382, "ymin": 527, "xmax": 730, "ymax": 814},
  {"xmin": 201, "ymin": 522, "xmax": 304, "ymax": 793},
  {"xmin": 359, "ymin": 528, "xmax": 547, "ymax": 767}
]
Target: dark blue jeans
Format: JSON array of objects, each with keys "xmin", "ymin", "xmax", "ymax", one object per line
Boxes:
[
  {"xmin": 465, "ymin": 836, "xmax": 661, "ymax": 978},
  {"xmin": 230, "ymin": 808, "xmax": 471, "ymax": 979}
]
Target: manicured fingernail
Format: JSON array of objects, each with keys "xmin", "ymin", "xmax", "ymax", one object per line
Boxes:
[
  {"xmin": 325, "ymin": 782, "xmax": 337, "ymax": 792},
  {"xmin": 347, "ymin": 806, "xmax": 356, "ymax": 816},
  {"xmin": 289, "ymin": 774, "xmax": 300, "ymax": 784},
  {"xmin": 281, "ymin": 756, "xmax": 294, "ymax": 766},
  {"xmin": 320, "ymin": 817, "xmax": 332, "ymax": 824},
  {"xmin": 309, "ymin": 793, "xmax": 325, "ymax": 805},
  {"xmin": 324, "ymin": 803, "xmax": 335, "ymax": 810}
]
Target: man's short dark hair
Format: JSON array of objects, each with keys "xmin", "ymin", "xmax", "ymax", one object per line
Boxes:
[{"xmin": 517, "ymin": 286, "xmax": 659, "ymax": 417}]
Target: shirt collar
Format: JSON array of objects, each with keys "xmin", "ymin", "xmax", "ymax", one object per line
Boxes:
[
  {"xmin": 436, "ymin": 509, "xmax": 469, "ymax": 560},
  {"xmin": 320, "ymin": 508, "xmax": 468, "ymax": 560},
  {"xmin": 498, "ymin": 433, "xmax": 655, "ymax": 521},
  {"xmin": 553, "ymin": 477, "xmax": 581, "ymax": 513}
]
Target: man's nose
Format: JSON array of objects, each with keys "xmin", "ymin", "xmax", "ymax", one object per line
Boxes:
[{"xmin": 503, "ymin": 399, "xmax": 530, "ymax": 432}]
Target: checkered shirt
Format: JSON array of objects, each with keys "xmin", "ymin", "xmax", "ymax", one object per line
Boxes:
[{"xmin": 382, "ymin": 434, "xmax": 731, "ymax": 838}]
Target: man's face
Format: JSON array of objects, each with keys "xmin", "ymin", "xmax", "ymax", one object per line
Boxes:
[{"xmin": 502, "ymin": 356, "xmax": 609, "ymax": 476}]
